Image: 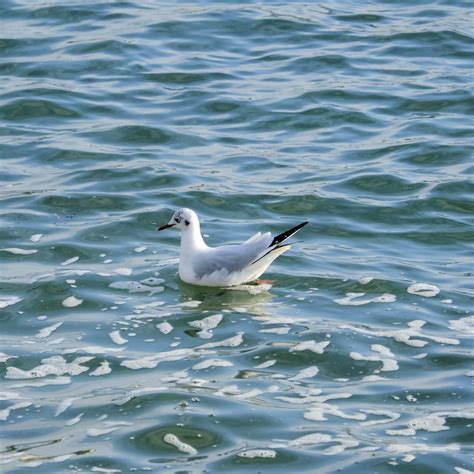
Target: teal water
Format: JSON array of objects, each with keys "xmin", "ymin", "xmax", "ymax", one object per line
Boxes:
[{"xmin": 1, "ymin": 1, "xmax": 473, "ymax": 472}]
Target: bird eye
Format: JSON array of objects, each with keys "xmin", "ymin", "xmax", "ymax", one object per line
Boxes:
[{"xmin": 185, "ymin": 220, "xmax": 190, "ymax": 226}]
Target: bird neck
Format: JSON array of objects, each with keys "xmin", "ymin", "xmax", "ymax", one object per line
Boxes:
[{"xmin": 180, "ymin": 221, "xmax": 206, "ymax": 253}]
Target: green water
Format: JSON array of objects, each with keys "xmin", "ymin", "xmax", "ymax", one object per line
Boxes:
[{"xmin": 1, "ymin": 1, "xmax": 473, "ymax": 473}]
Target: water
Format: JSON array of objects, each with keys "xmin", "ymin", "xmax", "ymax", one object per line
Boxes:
[{"xmin": 1, "ymin": 1, "xmax": 473, "ymax": 472}]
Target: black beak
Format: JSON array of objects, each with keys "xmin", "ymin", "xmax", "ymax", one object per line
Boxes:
[{"xmin": 158, "ymin": 223, "xmax": 175, "ymax": 231}]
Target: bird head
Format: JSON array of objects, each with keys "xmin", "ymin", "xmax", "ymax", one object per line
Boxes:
[{"xmin": 158, "ymin": 208, "xmax": 198, "ymax": 232}]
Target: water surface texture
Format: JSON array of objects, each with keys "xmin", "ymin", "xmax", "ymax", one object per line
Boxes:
[{"xmin": 1, "ymin": 1, "xmax": 473, "ymax": 473}]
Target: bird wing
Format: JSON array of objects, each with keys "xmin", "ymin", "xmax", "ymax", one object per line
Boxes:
[
  {"xmin": 191, "ymin": 222, "xmax": 307, "ymax": 279},
  {"xmin": 244, "ymin": 231, "xmax": 262, "ymax": 244},
  {"xmin": 192, "ymin": 232, "xmax": 272, "ymax": 278}
]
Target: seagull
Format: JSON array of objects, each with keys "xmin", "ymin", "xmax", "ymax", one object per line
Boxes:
[{"xmin": 159, "ymin": 208, "xmax": 307, "ymax": 287}]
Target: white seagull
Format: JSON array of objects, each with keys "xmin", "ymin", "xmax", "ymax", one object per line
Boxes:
[{"xmin": 159, "ymin": 208, "xmax": 307, "ymax": 287}]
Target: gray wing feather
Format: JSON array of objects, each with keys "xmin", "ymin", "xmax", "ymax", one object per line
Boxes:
[{"xmin": 193, "ymin": 232, "xmax": 272, "ymax": 278}]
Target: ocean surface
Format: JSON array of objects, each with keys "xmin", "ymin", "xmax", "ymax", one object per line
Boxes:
[{"xmin": 1, "ymin": 1, "xmax": 473, "ymax": 473}]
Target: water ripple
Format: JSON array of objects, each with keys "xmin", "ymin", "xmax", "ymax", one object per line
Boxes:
[{"xmin": 1, "ymin": 1, "xmax": 473, "ymax": 473}]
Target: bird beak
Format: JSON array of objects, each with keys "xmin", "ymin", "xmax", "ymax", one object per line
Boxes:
[{"xmin": 158, "ymin": 223, "xmax": 175, "ymax": 231}]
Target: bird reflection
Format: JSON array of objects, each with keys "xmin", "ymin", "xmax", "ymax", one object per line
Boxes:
[{"xmin": 178, "ymin": 279, "xmax": 276, "ymax": 318}]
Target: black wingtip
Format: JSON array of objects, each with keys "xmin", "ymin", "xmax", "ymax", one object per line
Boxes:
[{"xmin": 269, "ymin": 221, "xmax": 308, "ymax": 248}]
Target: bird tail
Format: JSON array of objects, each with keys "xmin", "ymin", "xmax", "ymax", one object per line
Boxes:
[
  {"xmin": 250, "ymin": 220, "xmax": 307, "ymax": 266},
  {"xmin": 269, "ymin": 221, "xmax": 308, "ymax": 248}
]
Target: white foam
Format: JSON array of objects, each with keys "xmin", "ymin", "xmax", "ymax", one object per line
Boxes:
[
  {"xmin": 109, "ymin": 331, "xmax": 128, "ymax": 345},
  {"xmin": 87, "ymin": 421, "xmax": 132, "ymax": 437},
  {"xmin": 89, "ymin": 361, "xmax": 112, "ymax": 376},
  {"xmin": 121, "ymin": 348, "xmax": 198, "ymax": 370},
  {"xmin": 276, "ymin": 393, "xmax": 321, "ymax": 406},
  {"xmin": 386, "ymin": 442, "xmax": 459, "ymax": 454},
  {"xmin": 260, "ymin": 326, "xmax": 290, "ymax": 334},
  {"xmin": 114, "ymin": 387, "xmax": 168, "ymax": 405},
  {"xmin": 290, "ymin": 340, "xmax": 329, "ymax": 354},
  {"xmin": 121, "ymin": 357, "xmax": 158, "ymax": 370},
  {"xmin": 289, "ymin": 433, "xmax": 332, "ymax": 447},
  {"xmin": 189, "ymin": 314, "xmax": 223, "ymax": 331},
  {"xmin": 9, "ymin": 376, "xmax": 71, "ymax": 388},
  {"xmin": 304, "ymin": 402, "xmax": 366, "ymax": 422},
  {"xmin": 63, "ymin": 346, "xmax": 124, "ymax": 355},
  {"xmin": 157, "ymin": 322, "xmax": 173, "ymax": 334},
  {"xmin": 270, "ymin": 432, "xmax": 334, "ymax": 449},
  {"xmin": 335, "ymin": 292, "xmax": 396, "ymax": 306},
  {"xmin": 455, "ymin": 468, "xmax": 474, "ymax": 474},
  {"xmin": 66, "ymin": 413, "xmax": 83, "ymax": 426},
  {"xmin": 412, "ymin": 353, "xmax": 428, "ymax": 359},
  {"xmin": 36, "ymin": 322, "xmax": 63, "ymax": 339},
  {"xmin": 323, "ymin": 439, "xmax": 359, "ymax": 455},
  {"xmin": 91, "ymin": 466, "xmax": 121, "ymax": 473},
  {"xmin": 55, "ymin": 397, "xmax": 80, "ymax": 416},
  {"xmin": 0, "ymin": 401, "xmax": 32, "ymax": 421},
  {"xmin": 163, "ymin": 434, "xmax": 197, "ymax": 455},
  {"xmin": 30, "ymin": 234, "xmax": 44, "ymax": 243},
  {"xmin": 198, "ymin": 333, "xmax": 243, "ymax": 349},
  {"xmin": 134, "ymin": 301, "xmax": 165, "ymax": 310},
  {"xmin": 371, "ymin": 344, "xmax": 395, "ymax": 358},
  {"xmin": 442, "ymin": 410, "xmax": 474, "ymax": 420},
  {"xmin": 76, "ymin": 270, "xmax": 91, "ymax": 276},
  {"xmin": 0, "ymin": 352, "xmax": 16, "ymax": 363},
  {"xmin": 189, "ymin": 314, "xmax": 222, "ymax": 338},
  {"xmin": 341, "ymin": 320, "xmax": 459, "ymax": 347},
  {"xmin": 61, "ymin": 256, "xmax": 79, "ymax": 266},
  {"xmin": 238, "ymin": 449, "xmax": 276, "ymax": 459},
  {"xmin": 0, "ymin": 296, "xmax": 22, "ymax": 309},
  {"xmin": 0, "ymin": 391, "xmax": 26, "ymax": 402},
  {"xmin": 255, "ymin": 359, "xmax": 276, "ymax": 369},
  {"xmin": 314, "ymin": 393, "xmax": 353, "ymax": 403},
  {"xmin": 359, "ymin": 276, "xmax": 374, "ymax": 284},
  {"xmin": 449, "ymin": 316, "xmax": 474, "ymax": 335},
  {"xmin": 216, "ymin": 384, "xmax": 241, "ymax": 396},
  {"xmin": 134, "ymin": 246, "xmax": 146, "ymax": 253},
  {"xmin": 350, "ymin": 350, "xmax": 398, "ymax": 372},
  {"xmin": 290, "ymin": 366, "xmax": 319, "ymax": 380},
  {"xmin": 386, "ymin": 414, "xmax": 449, "ymax": 436},
  {"xmin": 360, "ymin": 409, "xmax": 400, "ymax": 426},
  {"xmin": 114, "ymin": 267, "xmax": 132, "ymax": 276},
  {"xmin": 6, "ymin": 355, "xmax": 93, "ymax": 380},
  {"xmin": 407, "ymin": 283, "xmax": 440, "ymax": 297},
  {"xmin": 351, "ymin": 343, "xmax": 398, "ymax": 372},
  {"xmin": 62, "ymin": 296, "xmax": 83, "ymax": 308},
  {"xmin": 180, "ymin": 300, "xmax": 201, "ymax": 308},
  {"xmin": 335, "ymin": 292, "xmax": 365, "ymax": 306},
  {"xmin": 192, "ymin": 359, "xmax": 233, "ymax": 370},
  {"xmin": 375, "ymin": 294, "xmax": 397, "ymax": 303},
  {"xmin": 1, "ymin": 248, "xmax": 37, "ymax": 255}
]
